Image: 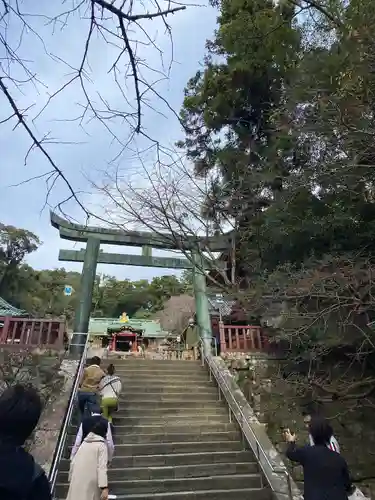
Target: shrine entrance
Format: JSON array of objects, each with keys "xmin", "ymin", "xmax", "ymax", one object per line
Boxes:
[{"xmin": 50, "ymin": 212, "xmax": 231, "ymax": 355}]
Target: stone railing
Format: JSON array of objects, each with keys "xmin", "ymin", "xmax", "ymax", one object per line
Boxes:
[
  {"xmin": 201, "ymin": 352, "xmax": 302, "ymax": 500},
  {"xmin": 28, "ymin": 358, "xmax": 79, "ymax": 472},
  {"xmin": 212, "ymin": 353, "xmax": 369, "ymax": 500}
]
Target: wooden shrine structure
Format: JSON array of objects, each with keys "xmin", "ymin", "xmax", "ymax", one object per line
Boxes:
[
  {"xmin": 0, "ymin": 297, "xmax": 67, "ymax": 350},
  {"xmin": 0, "ymin": 316, "xmax": 67, "ymax": 350}
]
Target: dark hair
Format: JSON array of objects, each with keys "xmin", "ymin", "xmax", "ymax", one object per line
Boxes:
[
  {"xmin": 90, "ymin": 356, "xmax": 101, "ymax": 366},
  {"xmin": 107, "ymin": 364, "xmax": 115, "ymax": 376},
  {"xmin": 91, "ymin": 418, "xmax": 108, "ymax": 439},
  {"xmin": 309, "ymin": 415, "xmax": 333, "ymax": 446},
  {"xmin": 0, "ymin": 384, "xmax": 42, "ymax": 445}
]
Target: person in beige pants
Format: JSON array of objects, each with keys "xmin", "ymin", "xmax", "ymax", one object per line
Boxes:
[{"xmin": 66, "ymin": 419, "xmax": 109, "ymax": 500}]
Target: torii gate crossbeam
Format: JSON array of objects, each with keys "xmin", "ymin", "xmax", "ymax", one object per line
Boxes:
[{"xmin": 51, "ymin": 212, "xmax": 229, "ymax": 355}]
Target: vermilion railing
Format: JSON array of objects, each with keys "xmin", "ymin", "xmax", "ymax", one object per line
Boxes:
[
  {"xmin": 0, "ymin": 317, "xmax": 66, "ymax": 350},
  {"xmin": 219, "ymin": 322, "xmax": 267, "ymax": 353}
]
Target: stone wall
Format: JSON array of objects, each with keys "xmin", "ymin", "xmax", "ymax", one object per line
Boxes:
[
  {"xmin": 221, "ymin": 352, "xmax": 373, "ymax": 499},
  {"xmin": 29, "ymin": 358, "xmax": 78, "ymax": 472},
  {"xmin": 0, "ymin": 348, "xmax": 78, "ymax": 474},
  {"xmin": 211, "ymin": 356, "xmax": 302, "ymax": 500}
]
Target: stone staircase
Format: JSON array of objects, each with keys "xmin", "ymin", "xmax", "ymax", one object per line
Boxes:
[{"xmin": 55, "ymin": 359, "xmax": 270, "ymax": 499}]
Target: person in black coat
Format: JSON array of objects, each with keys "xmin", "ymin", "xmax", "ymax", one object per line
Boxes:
[
  {"xmin": 0, "ymin": 384, "xmax": 52, "ymax": 500},
  {"xmin": 284, "ymin": 416, "xmax": 353, "ymax": 500}
]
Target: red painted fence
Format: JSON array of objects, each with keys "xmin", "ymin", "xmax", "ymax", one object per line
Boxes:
[
  {"xmin": 219, "ymin": 322, "xmax": 268, "ymax": 353},
  {"xmin": 0, "ymin": 317, "xmax": 66, "ymax": 350}
]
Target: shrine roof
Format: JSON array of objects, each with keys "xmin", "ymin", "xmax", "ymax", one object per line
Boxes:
[
  {"xmin": 89, "ymin": 317, "xmax": 169, "ymax": 338},
  {"xmin": 0, "ymin": 297, "xmax": 27, "ymax": 317}
]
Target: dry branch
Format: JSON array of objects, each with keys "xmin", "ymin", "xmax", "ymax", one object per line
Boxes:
[{"xmin": 0, "ymin": 0, "xmax": 188, "ymax": 216}]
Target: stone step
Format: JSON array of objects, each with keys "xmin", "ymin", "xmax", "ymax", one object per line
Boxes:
[
  {"xmin": 112, "ymin": 409, "xmax": 227, "ymax": 418},
  {"xmin": 69, "ymin": 422, "xmax": 236, "ymax": 435},
  {"xmin": 105, "ymin": 360, "xmax": 202, "ymax": 365},
  {"xmin": 66, "ymin": 430, "xmax": 240, "ymax": 446},
  {"xmin": 111, "ymin": 409, "xmax": 225, "ymax": 419},
  {"xmin": 109, "ymin": 401, "xmax": 224, "ymax": 410},
  {"xmin": 116, "ymin": 374, "xmax": 210, "ymax": 380},
  {"xmin": 72, "ymin": 404, "xmax": 228, "ymax": 419},
  {"xmin": 115, "ymin": 377, "xmax": 211, "ymax": 385},
  {"xmin": 118, "ymin": 393, "xmax": 219, "ymax": 402},
  {"xmin": 57, "ymin": 461, "xmax": 259, "ymax": 482},
  {"xmin": 102, "ymin": 358, "xmax": 202, "ymax": 370},
  {"xmin": 72, "ymin": 414, "xmax": 229, "ymax": 427},
  {"xmin": 105, "ymin": 360, "xmax": 203, "ymax": 366},
  {"xmin": 72, "ymin": 410, "xmax": 229, "ymax": 426},
  {"xmin": 115, "ymin": 368, "xmax": 208, "ymax": 374},
  {"xmin": 121, "ymin": 381, "xmax": 217, "ymax": 396},
  {"xmin": 55, "ymin": 473, "xmax": 261, "ymax": 496},
  {"xmin": 111, "ymin": 367, "xmax": 206, "ymax": 374},
  {"xmin": 120, "ymin": 384, "xmax": 218, "ymax": 400},
  {"xmin": 58, "ymin": 450, "xmax": 256, "ymax": 470},
  {"xmin": 64, "ymin": 440, "xmax": 244, "ymax": 458},
  {"xmin": 59, "ymin": 450, "xmax": 256, "ymax": 470},
  {"xmin": 57, "ymin": 488, "xmax": 270, "ymax": 500},
  {"xmin": 117, "ymin": 378, "xmax": 210, "ymax": 386},
  {"xmin": 77, "ymin": 406, "xmax": 228, "ymax": 418},
  {"xmin": 113, "ymin": 363, "xmax": 207, "ymax": 370}
]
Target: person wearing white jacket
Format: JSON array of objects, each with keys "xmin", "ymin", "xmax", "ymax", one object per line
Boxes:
[
  {"xmin": 67, "ymin": 419, "xmax": 109, "ymax": 500},
  {"xmin": 99, "ymin": 364, "xmax": 122, "ymax": 424}
]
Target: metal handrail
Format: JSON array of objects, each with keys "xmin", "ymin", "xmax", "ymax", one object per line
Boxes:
[
  {"xmin": 48, "ymin": 336, "xmax": 91, "ymax": 491},
  {"xmin": 200, "ymin": 344, "xmax": 295, "ymax": 500}
]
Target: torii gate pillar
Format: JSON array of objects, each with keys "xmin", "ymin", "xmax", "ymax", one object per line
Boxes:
[
  {"xmin": 72, "ymin": 237, "xmax": 100, "ymax": 355},
  {"xmin": 192, "ymin": 251, "xmax": 212, "ymax": 355}
]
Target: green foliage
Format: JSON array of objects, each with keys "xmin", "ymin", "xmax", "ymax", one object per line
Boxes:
[
  {"xmin": 0, "ymin": 224, "xmax": 41, "ymax": 298},
  {"xmin": 179, "ymin": 0, "xmax": 375, "ymax": 271},
  {"xmin": 179, "ymin": 0, "xmax": 375, "ymax": 403},
  {"xmin": 92, "ymin": 275, "xmax": 187, "ymax": 319},
  {"xmin": 179, "ymin": 0, "xmax": 301, "ymax": 229}
]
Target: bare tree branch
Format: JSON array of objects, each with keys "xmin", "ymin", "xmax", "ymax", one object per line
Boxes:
[{"xmin": 0, "ymin": 0, "xmax": 189, "ymax": 216}]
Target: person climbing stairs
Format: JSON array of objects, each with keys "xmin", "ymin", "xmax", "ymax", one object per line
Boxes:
[{"xmin": 54, "ymin": 359, "xmax": 271, "ymax": 499}]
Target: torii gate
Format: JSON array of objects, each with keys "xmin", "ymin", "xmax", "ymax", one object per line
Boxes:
[{"xmin": 50, "ymin": 212, "xmax": 231, "ymax": 355}]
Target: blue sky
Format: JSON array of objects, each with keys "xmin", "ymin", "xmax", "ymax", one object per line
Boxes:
[{"xmin": 0, "ymin": 1, "xmax": 217, "ymax": 281}]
